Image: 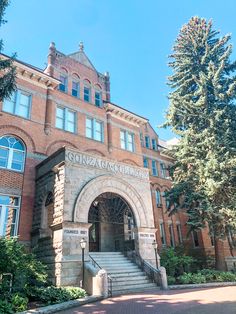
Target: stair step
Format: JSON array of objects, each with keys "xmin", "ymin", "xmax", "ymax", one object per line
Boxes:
[
  {"xmin": 113, "ymin": 278, "xmax": 150, "ymax": 284},
  {"xmin": 112, "ymin": 285, "xmax": 159, "ymax": 296},
  {"xmin": 111, "ymin": 275, "xmax": 147, "ymax": 281},
  {"xmin": 112, "ymin": 283, "xmax": 157, "ymax": 291}
]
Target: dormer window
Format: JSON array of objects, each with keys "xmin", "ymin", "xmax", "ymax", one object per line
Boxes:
[
  {"xmin": 94, "ymin": 85, "xmax": 102, "ymax": 107},
  {"xmin": 84, "ymin": 80, "xmax": 91, "ymax": 102},
  {"xmin": 59, "ymin": 75, "xmax": 67, "ymax": 92},
  {"xmin": 72, "ymin": 74, "xmax": 80, "ymax": 98}
]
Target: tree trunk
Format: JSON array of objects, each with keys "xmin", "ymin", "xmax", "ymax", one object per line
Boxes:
[{"xmin": 214, "ymin": 237, "xmax": 226, "ymax": 270}]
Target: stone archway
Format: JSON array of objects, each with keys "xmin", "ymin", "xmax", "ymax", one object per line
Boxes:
[{"xmin": 73, "ymin": 175, "xmax": 151, "ymax": 228}]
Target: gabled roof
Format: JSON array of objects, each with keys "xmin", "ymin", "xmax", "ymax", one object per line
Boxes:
[{"xmin": 67, "ymin": 42, "xmax": 96, "ymax": 71}]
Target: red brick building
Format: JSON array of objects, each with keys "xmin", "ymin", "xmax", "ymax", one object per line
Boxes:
[{"xmin": 0, "ymin": 43, "xmax": 235, "ymax": 284}]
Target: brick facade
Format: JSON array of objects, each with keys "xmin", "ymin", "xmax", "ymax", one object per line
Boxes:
[{"xmin": 0, "ymin": 43, "xmax": 235, "ymax": 273}]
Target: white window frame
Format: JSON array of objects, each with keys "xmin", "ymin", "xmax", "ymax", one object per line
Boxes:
[
  {"xmin": 56, "ymin": 106, "xmax": 76, "ymax": 133},
  {"xmin": 152, "ymin": 138, "xmax": 157, "ymax": 151},
  {"xmin": 86, "ymin": 117, "xmax": 104, "ymax": 142},
  {"xmin": 160, "ymin": 163, "xmax": 166, "ymax": 178},
  {"xmin": 0, "ymin": 194, "xmax": 21, "ymax": 237},
  {"xmin": 120, "ymin": 130, "xmax": 135, "ymax": 152},
  {"xmin": 3, "ymin": 89, "xmax": 32, "ymax": 119},
  {"xmin": 0, "ymin": 136, "xmax": 26, "ymax": 172},
  {"xmin": 151, "ymin": 160, "xmax": 158, "ymax": 176}
]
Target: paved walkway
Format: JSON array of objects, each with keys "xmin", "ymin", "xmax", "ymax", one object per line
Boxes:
[{"xmin": 59, "ymin": 286, "xmax": 236, "ymax": 314}]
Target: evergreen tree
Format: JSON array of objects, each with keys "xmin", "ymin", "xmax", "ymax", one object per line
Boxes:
[
  {"xmin": 165, "ymin": 17, "xmax": 236, "ymax": 270},
  {"xmin": 0, "ymin": 0, "xmax": 16, "ymax": 101}
]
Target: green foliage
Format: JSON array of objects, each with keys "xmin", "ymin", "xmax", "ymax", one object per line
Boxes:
[
  {"xmin": 0, "ymin": 300, "xmax": 14, "ymax": 314},
  {"xmin": 0, "ymin": 0, "xmax": 16, "ymax": 101},
  {"xmin": 160, "ymin": 246, "xmax": 195, "ymax": 277},
  {"xmin": 11, "ymin": 293, "xmax": 28, "ymax": 312},
  {"xmin": 28, "ymin": 286, "xmax": 86, "ymax": 305},
  {"xmin": 164, "ymin": 16, "xmax": 236, "ymax": 270},
  {"xmin": 0, "ymin": 237, "xmax": 47, "ymax": 296},
  {"xmin": 177, "ymin": 269, "xmax": 236, "ymax": 284},
  {"xmin": 167, "ymin": 276, "xmax": 176, "ymax": 285}
]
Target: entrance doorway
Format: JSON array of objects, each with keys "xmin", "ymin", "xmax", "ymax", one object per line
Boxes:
[{"xmin": 88, "ymin": 192, "xmax": 136, "ymax": 252}]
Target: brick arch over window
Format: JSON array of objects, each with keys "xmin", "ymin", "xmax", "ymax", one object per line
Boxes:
[
  {"xmin": 84, "ymin": 149, "xmax": 105, "ymax": 157},
  {"xmin": 73, "ymin": 175, "xmax": 151, "ymax": 228},
  {"xmin": 46, "ymin": 141, "xmax": 78, "ymax": 155},
  {"xmin": 120, "ymin": 159, "xmax": 139, "ymax": 166},
  {"xmin": 0, "ymin": 125, "xmax": 36, "ymax": 152}
]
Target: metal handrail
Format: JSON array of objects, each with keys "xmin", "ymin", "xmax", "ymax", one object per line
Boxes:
[
  {"xmin": 88, "ymin": 254, "xmax": 113, "ymax": 297},
  {"xmin": 124, "ymin": 250, "xmax": 161, "ymax": 286}
]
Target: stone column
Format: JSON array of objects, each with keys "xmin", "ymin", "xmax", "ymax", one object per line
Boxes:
[
  {"xmin": 134, "ymin": 227, "xmax": 157, "ymax": 265},
  {"xmin": 44, "ymin": 90, "xmax": 54, "ymax": 135},
  {"xmin": 106, "ymin": 111, "xmax": 113, "ymax": 153}
]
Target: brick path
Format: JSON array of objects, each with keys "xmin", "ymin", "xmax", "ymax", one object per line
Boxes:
[{"xmin": 59, "ymin": 286, "xmax": 236, "ymax": 314}]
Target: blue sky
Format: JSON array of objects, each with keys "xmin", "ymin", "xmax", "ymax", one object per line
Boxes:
[{"xmin": 1, "ymin": 0, "xmax": 236, "ymax": 140}]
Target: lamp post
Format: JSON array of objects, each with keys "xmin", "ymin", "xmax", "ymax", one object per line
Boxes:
[
  {"xmin": 152, "ymin": 239, "xmax": 159, "ymax": 269},
  {"xmin": 80, "ymin": 238, "xmax": 86, "ymax": 289}
]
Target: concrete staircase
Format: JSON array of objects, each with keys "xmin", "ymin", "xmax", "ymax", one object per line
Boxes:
[{"xmin": 89, "ymin": 252, "xmax": 158, "ymax": 295}]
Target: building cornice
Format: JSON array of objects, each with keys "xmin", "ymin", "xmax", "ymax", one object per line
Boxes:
[
  {"xmin": 104, "ymin": 102, "xmax": 148, "ymax": 127},
  {"xmin": 1, "ymin": 54, "xmax": 60, "ymax": 90}
]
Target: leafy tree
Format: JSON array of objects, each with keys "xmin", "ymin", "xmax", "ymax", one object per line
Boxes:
[
  {"xmin": 0, "ymin": 0, "xmax": 16, "ymax": 101},
  {"xmin": 165, "ymin": 17, "xmax": 236, "ymax": 270}
]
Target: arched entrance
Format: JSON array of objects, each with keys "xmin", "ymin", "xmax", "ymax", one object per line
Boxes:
[{"xmin": 88, "ymin": 192, "xmax": 136, "ymax": 252}]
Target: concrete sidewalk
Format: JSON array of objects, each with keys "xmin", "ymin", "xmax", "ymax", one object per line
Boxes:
[{"xmin": 58, "ymin": 286, "xmax": 236, "ymax": 314}]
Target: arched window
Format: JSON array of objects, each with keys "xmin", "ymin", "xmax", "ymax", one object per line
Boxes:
[
  {"xmin": 72, "ymin": 74, "xmax": 80, "ymax": 98},
  {"xmin": 58, "ymin": 68, "xmax": 68, "ymax": 93},
  {"xmin": 83, "ymin": 79, "xmax": 91, "ymax": 102},
  {"xmin": 155, "ymin": 189, "xmax": 162, "ymax": 207},
  {"xmin": 0, "ymin": 136, "xmax": 26, "ymax": 172},
  {"xmin": 163, "ymin": 190, "xmax": 170, "ymax": 209},
  {"xmin": 94, "ymin": 84, "xmax": 102, "ymax": 107}
]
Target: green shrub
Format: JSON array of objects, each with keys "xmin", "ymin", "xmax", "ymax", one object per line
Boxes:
[
  {"xmin": 11, "ymin": 293, "xmax": 28, "ymax": 312},
  {"xmin": 191, "ymin": 273, "xmax": 206, "ymax": 284},
  {"xmin": 0, "ymin": 237, "xmax": 47, "ymax": 295},
  {"xmin": 0, "ymin": 300, "xmax": 14, "ymax": 314},
  {"xmin": 160, "ymin": 246, "xmax": 195, "ymax": 277},
  {"xmin": 167, "ymin": 276, "xmax": 176, "ymax": 285},
  {"xmin": 177, "ymin": 272, "xmax": 193, "ymax": 284},
  {"xmin": 30, "ymin": 286, "xmax": 86, "ymax": 305}
]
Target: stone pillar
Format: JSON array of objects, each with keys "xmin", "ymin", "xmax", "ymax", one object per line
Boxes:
[
  {"xmin": 104, "ymin": 72, "xmax": 110, "ymax": 101},
  {"xmin": 44, "ymin": 90, "xmax": 54, "ymax": 135},
  {"xmin": 106, "ymin": 111, "xmax": 113, "ymax": 153},
  {"xmin": 44, "ymin": 42, "xmax": 56, "ymax": 77},
  {"xmin": 134, "ymin": 227, "xmax": 157, "ymax": 265},
  {"xmin": 159, "ymin": 266, "xmax": 168, "ymax": 290}
]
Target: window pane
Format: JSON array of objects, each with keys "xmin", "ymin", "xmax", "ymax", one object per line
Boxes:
[
  {"xmin": 120, "ymin": 131, "xmax": 126, "ymax": 149},
  {"xmin": 56, "ymin": 107, "xmax": 64, "ymax": 129},
  {"xmin": 18, "ymin": 93, "xmax": 30, "ymax": 118},
  {"xmin": 56, "ymin": 117, "xmax": 64, "ymax": 129},
  {"xmin": 152, "ymin": 160, "xmax": 157, "ymax": 176},
  {"xmin": 3, "ymin": 92, "xmax": 16, "ymax": 114},
  {"xmin": 95, "ymin": 91, "xmax": 101, "ymax": 107},
  {"xmin": 86, "ymin": 118, "xmax": 93, "ymax": 138},
  {"xmin": 145, "ymin": 136, "xmax": 150, "ymax": 148},
  {"xmin": 0, "ymin": 148, "xmax": 8, "ymax": 168},
  {"xmin": 0, "ymin": 137, "xmax": 9, "ymax": 148},
  {"xmin": 156, "ymin": 190, "xmax": 161, "ymax": 206},
  {"xmin": 57, "ymin": 107, "xmax": 64, "ymax": 118},
  {"xmin": 143, "ymin": 158, "xmax": 148, "ymax": 168},
  {"xmin": 95, "ymin": 121, "xmax": 102, "ymax": 141},
  {"xmin": 72, "ymin": 81, "xmax": 79, "ymax": 98},
  {"xmin": 67, "ymin": 121, "xmax": 75, "ymax": 133},
  {"xmin": 59, "ymin": 75, "xmax": 67, "ymax": 92},
  {"xmin": 84, "ymin": 87, "xmax": 90, "ymax": 102}
]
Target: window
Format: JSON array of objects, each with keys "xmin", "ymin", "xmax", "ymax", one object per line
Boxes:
[
  {"xmin": 3, "ymin": 90, "xmax": 31, "ymax": 119},
  {"xmin": 0, "ymin": 195, "xmax": 20, "ymax": 237},
  {"xmin": 163, "ymin": 190, "xmax": 170, "ymax": 209},
  {"xmin": 152, "ymin": 139, "xmax": 157, "ymax": 151},
  {"xmin": 0, "ymin": 136, "xmax": 25, "ymax": 172},
  {"xmin": 192, "ymin": 231, "xmax": 199, "ymax": 247},
  {"xmin": 56, "ymin": 106, "xmax": 76, "ymax": 133},
  {"xmin": 84, "ymin": 80, "xmax": 91, "ymax": 102},
  {"xmin": 72, "ymin": 81, "xmax": 80, "ymax": 98},
  {"xmin": 160, "ymin": 222, "xmax": 166, "ymax": 245},
  {"xmin": 86, "ymin": 117, "xmax": 103, "ymax": 142},
  {"xmin": 94, "ymin": 85, "xmax": 102, "ymax": 107},
  {"xmin": 120, "ymin": 130, "xmax": 135, "ymax": 152},
  {"xmin": 59, "ymin": 75, "xmax": 68, "ymax": 92},
  {"xmin": 169, "ymin": 224, "xmax": 175, "ymax": 247},
  {"xmin": 140, "ymin": 133, "xmax": 144, "ymax": 147},
  {"xmin": 155, "ymin": 190, "xmax": 161, "ymax": 207},
  {"xmin": 160, "ymin": 163, "xmax": 166, "ymax": 178},
  {"xmin": 143, "ymin": 157, "xmax": 148, "ymax": 168},
  {"xmin": 151, "ymin": 160, "xmax": 158, "ymax": 176},
  {"xmin": 177, "ymin": 224, "xmax": 183, "ymax": 243},
  {"xmin": 145, "ymin": 136, "xmax": 150, "ymax": 148}
]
